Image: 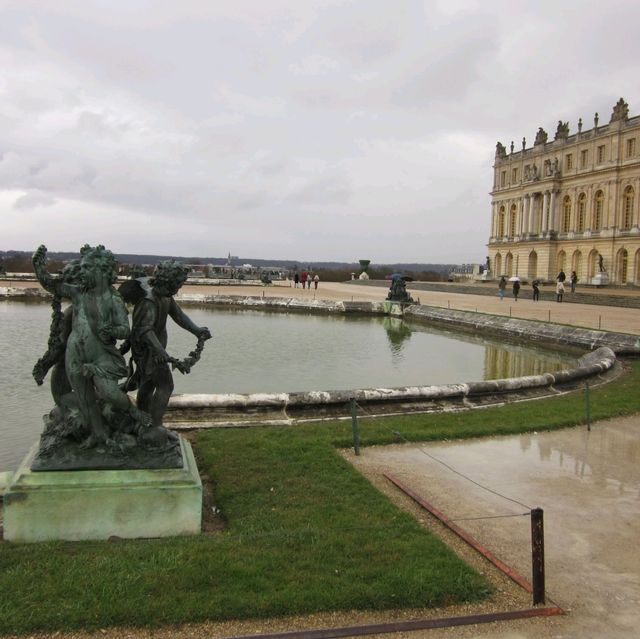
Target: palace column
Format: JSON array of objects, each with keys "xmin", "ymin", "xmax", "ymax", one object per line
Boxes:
[
  {"xmin": 523, "ymin": 195, "xmax": 530, "ymax": 236},
  {"xmin": 490, "ymin": 202, "xmax": 496, "ymax": 237},
  {"xmin": 542, "ymin": 191, "xmax": 550, "ymax": 232},
  {"xmin": 635, "ymin": 178, "xmax": 640, "ymax": 228},
  {"xmin": 528, "ymin": 194, "xmax": 537, "ymax": 234},
  {"xmin": 549, "ymin": 190, "xmax": 557, "ymax": 231}
]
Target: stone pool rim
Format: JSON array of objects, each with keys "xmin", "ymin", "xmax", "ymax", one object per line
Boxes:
[
  {"xmin": 165, "ymin": 294, "xmax": 630, "ymax": 425},
  {"xmin": 2, "ymin": 289, "xmax": 635, "ymax": 424}
]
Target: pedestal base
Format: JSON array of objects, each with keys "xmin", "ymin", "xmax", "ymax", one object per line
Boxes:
[
  {"xmin": 383, "ymin": 300, "xmax": 416, "ymax": 316},
  {"xmin": 383, "ymin": 300, "xmax": 403, "ymax": 316},
  {"xmin": 591, "ymin": 272, "xmax": 610, "ymax": 286},
  {"xmin": 3, "ymin": 435, "xmax": 202, "ymax": 543}
]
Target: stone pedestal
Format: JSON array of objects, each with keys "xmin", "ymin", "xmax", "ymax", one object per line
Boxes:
[
  {"xmin": 591, "ymin": 272, "xmax": 610, "ymax": 286},
  {"xmin": 3, "ymin": 435, "xmax": 202, "ymax": 543},
  {"xmin": 383, "ymin": 300, "xmax": 410, "ymax": 316}
]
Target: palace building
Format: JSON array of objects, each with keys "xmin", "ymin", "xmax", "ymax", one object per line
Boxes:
[{"xmin": 488, "ymin": 98, "xmax": 640, "ymax": 284}]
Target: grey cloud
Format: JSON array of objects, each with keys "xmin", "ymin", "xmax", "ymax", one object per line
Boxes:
[
  {"xmin": 1, "ymin": 1, "xmax": 640, "ymax": 263},
  {"xmin": 13, "ymin": 190, "xmax": 57, "ymax": 209},
  {"xmin": 287, "ymin": 175, "xmax": 352, "ymax": 207}
]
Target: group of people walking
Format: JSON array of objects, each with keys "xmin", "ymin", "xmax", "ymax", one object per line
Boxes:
[
  {"xmin": 498, "ymin": 270, "xmax": 577, "ymax": 302},
  {"xmin": 554, "ymin": 269, "xmax": 578, "ymax": 302},
  {"xmin": 293, "ymin": 271, "xmax": 320, "ymax": 289}
]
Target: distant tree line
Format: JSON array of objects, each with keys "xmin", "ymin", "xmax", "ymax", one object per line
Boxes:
[
  {"xmin": 313, "ymin": 267, "xmax": 447, "ymax": 282},
  {"xmin": 0, "ymin": 254, "xmax": 64, "ymax": 274},
  {"xmin": 0, "ymin": 250, "xmax": 453, "ymax": 282}
]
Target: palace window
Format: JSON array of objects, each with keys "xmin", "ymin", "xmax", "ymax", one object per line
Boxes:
[
  {"xmin": 627, "ymin": 138, "xmax": 636, "ymax": 158},
  {"xmin": 580, "ymin": 149, "xmax": 588, "ymax": 168},
  {"xmin": 577, "ymin": 193, "xmax": 586, "ymax": 232},
  {"xmin": 512, "ymin": 167, "xmax": 518, "ymax": 182},
  {"xmin": 499, "ymin": 207, "xmax": 505, "ymax": 237},
  {"xmin": 501, "ymin": 171, "xmax": 506, "ymax": 187},
  {"xmin": 510, "ymin": 205, "xmax": 517, "ymax": 237},
  {"xmin": 593, "ymin": 191, "xmax": 603, "ymax": 230},
  {"xmin": 565, "ymin": 154, "xmax": 573, "ymax": 170},
  {"xmin": 562, "ymin": 196, "xmax": 571, "ymax": 232},
  {"xmin": 623, "ymin": 186, "xmax": 635, "ymax": 229},
  {"xmin": 597, "ymin": 145, "xmax": 606, "ymax": 163}
]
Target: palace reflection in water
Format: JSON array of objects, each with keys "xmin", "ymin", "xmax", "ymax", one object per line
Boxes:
[{"xmin": 483, "ymin": 343, "xmax": 569, "ymax": 379}]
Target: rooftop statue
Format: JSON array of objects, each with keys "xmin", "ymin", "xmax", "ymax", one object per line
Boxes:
[
  {"xmin": 495, "ymin": 142, "xmax": 507, "ymax": 159},
  {"xmin": 534, "ymin": 127, "xmax": 548, "ymax": 145},
  {"xmin": 554, "ymin": 121, "xmax": 569, "ymax": 140},
  {"xmin": 610, "ymin": 97, "xmax": 629, "ymax": 123}
]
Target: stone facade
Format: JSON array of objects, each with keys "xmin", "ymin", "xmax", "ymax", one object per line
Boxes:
[{"xmin": 488, "ymin": 98, "xmax": 640, "ymax": 284}]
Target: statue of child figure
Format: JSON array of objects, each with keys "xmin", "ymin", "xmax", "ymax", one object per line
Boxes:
[
  {"xmin": 33, "ymin": 244, "xmax": 152, "ymax": 449},
  {"xmin": 120, "ymin": 261, "xmax": 212, "ymax": 436}
]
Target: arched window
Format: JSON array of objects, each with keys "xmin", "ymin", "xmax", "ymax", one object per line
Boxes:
[
  {"xmin": 505, "ymin": 253, "xmax": 513, "ymax": 276},
  {"xmin": 619, "ymin": 249, "xmax": 629, "ymax": 283},
  {"xmin": 499, "ymin": 206, "xmax": 505, "ymax": 237},
  {"xmin": 557, "ymin": 250, "xmax": 566, "ymax": 273},
  {"xmin": 588, "ymin": 249, "xmax": 599, "ymax": 278},
  {"xmin": 593, "ymin": 190, "xmax": 603, "ymax": 230},
  {"xmin": 528, "ymin": 251, "xmax": 537, "ymax": 279},
  {"xmin": 494, "ymin": 253, "xmax": 502, "ymax": 276},
  {"xmin": 572, "ymin": 250, "xmax": 582, "ymax": 279},
  {"xmin": 510, "ymin": 204, "xmax": 517, "ymax": 237},
  {"xmin": 623, "ymin": 186, "xmax": 635, "ymax": 230},
  {"xmin": 562, "ymin": 196, "xmax": 571, "ymax": 232},
  {"xmin": 577, "ymin": 193, "xmax": 586, "ymax": 232}
]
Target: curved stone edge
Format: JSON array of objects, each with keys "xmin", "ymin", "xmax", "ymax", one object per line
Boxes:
[
  {"xmin": 169, "ymin": 346, "xmax": 617, "ymax": 412},
  {"xmin": 1, "ymin": 289, "xmax": 627, "ymax": 413},
  {"xmin": 404, "ymin": 305, "xmax": 640, "ymax": 356},
  {"xmin": 0, "ymin": 286, "xmax": 51, "ymax": 299},
  {"xmin": 176, "ymin": 293, "xmax": 388, "ymax": 315}
]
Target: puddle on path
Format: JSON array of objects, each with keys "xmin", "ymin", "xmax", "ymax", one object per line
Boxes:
[{"xmin": 348, "ymin": 417, "xmax": 640, "ymax": 639}]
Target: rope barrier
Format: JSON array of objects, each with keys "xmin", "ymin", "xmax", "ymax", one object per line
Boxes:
[{"xmin": 392, "ymin": 429, "xmax": 532, "ymax": 510}]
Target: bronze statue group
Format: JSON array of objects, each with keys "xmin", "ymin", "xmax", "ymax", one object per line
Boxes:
[{"xmin": 32, "ymin": 245, "xmax": 211, "ymax": 464}]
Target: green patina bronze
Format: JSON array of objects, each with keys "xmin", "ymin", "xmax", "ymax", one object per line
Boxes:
[
  {"xmin": 30, "ymin": 246, "xmax": 211, "ymax": 471},
  {"xmin": 386, "ymin": 273, "xmax": 415, "ymax": 304}
]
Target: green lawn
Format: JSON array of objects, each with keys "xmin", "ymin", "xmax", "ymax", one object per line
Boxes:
[{"xmin": 1, "ymin": 359, "xmax": 639, "ymax": 635}]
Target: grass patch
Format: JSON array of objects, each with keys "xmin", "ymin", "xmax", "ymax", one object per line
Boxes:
[{"xmin": 1, "ymin": 359, "xmax": 639, "ymax": 634}]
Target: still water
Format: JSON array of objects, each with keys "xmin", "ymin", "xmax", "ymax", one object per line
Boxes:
[{"xmin": 0, "ymin": 301, "xmax": 576, "ymax": 470}]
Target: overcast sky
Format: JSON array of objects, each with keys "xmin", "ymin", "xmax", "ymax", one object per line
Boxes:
[{"xmin": 2, "ymin": 0, "xmax": 640, "ymax": 264}]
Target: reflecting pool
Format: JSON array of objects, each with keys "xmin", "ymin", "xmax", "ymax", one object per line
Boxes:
[{"xmin": 0, "ymin": 302, "xmax": 577, "ymax": 470}]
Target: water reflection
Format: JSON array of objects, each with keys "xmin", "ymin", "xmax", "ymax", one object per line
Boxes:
[
  {"xmin": 382, "ymin": 317, "xmax": 412, "ymax": 360},
  {"xmin": 1, "ymin": 302, "xmax": 578, "ymax": 470},
  {"xmin": 485, "ymin": 344, "xmax": 563, "ymax": 378},
  {"xmin": 529, "ymin": 426, "xmax": 640, "ymax": 495}
]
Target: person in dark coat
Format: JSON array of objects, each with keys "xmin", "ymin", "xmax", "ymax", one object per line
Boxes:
[
  {"xmin": 570, "ymin": 271, "xmax": 578, "ymax": 293},
  {"xmin": 532, "ymin": 279, "xmax": 540, "ymax": 301}
]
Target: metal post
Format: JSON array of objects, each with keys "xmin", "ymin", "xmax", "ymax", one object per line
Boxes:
[
  {"xmin": 531, "ymin": 508, "xmax": 545, "ymax": 605},
  {"xmin": 548, "ymin": 310, "xmax": 551, "ymax": 322},
  {"xmin": 350, "ymin": 398, "xmax": 360, "ymax": 456},
  {"xmin": 598, "ymin": 315, "xmax": 602, "ymax": 330},
  {"xmin": 585, "ymin": 381, "xmax": 591, "ymax": 431}
]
